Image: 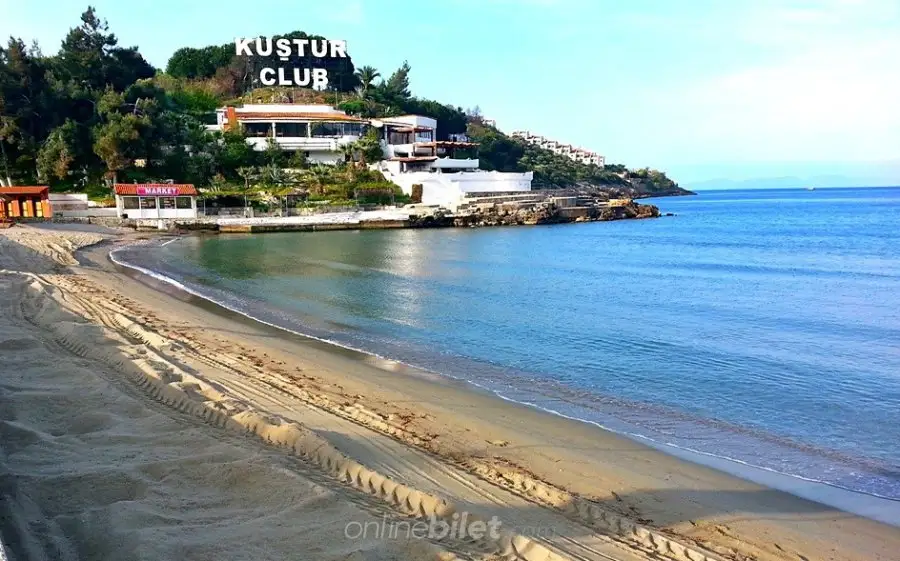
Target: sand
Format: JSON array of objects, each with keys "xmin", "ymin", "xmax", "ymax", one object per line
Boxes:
[{"xmin": 1, "ymin": 224, "xmax": 898, "ymax": 561}]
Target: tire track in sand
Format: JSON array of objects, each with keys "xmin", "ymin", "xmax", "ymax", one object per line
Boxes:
[{"xmin": 15, "ymin": 271, "xmax": 648, "ymax": 561}]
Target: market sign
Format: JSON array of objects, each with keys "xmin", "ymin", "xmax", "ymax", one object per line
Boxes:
[{"xmin": 136, "ymin": 186, "xmax": 178, "ymax": 196}]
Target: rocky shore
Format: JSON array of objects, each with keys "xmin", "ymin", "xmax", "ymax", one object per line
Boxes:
[{"xmin": 407, "ymin": 200, "xmax": 661, "ymax": 228}]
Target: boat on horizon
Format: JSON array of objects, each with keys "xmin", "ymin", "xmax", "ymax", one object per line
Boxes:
[{"xmin": 806, "ymin": 187, "xmax": 816, "ymax": 191}]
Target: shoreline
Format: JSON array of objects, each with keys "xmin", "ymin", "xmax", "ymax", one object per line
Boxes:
[
  {"xmin": 46, "ymin": 196, "xmax": 664, "ymax": 234},
  {"xmin": 3, "ymin": 224, "xmax": 899, "ymax": 561},
  {"xmin": 108, "ymin": 238, "xmax": 900, "ymax": 527}
]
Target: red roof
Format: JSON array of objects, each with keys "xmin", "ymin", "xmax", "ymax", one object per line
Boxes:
[
  {"xmin": 113, "ymin": 184, "xmax": 198, "ymax": 196},
  {"xmin": 0, "ymin": 186, "xmax": 49, "ymax": 195}
]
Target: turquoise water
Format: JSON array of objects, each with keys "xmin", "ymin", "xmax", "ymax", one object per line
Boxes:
[{"xmin": 114, "ymin": 187, "xmax": 900, "ymax": 509}]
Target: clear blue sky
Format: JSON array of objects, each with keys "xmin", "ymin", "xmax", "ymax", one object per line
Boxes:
[{"xmin": 2, "ymin": 0, "xmax": 899, "ymax": 186}]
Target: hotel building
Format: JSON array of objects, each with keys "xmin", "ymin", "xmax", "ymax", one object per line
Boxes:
[
  {"xmin": 213, "ymin": 104, "xmax": 366, "ymax": 165},
  {"xmin": 210, "ymin": 104, "xmax": 533, "ymax": 209},
  {"xmin": 510, "ymin": 130, "xmax": 606, "ymax": 167}
]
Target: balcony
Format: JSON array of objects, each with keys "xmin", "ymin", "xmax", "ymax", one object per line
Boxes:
[
  {"xmin": 245, "ymin": 136, "xmax": 359, "ymax": 152},
  {"xmin": 432, "ymin": 158, "xmax": 480, "ymax": 170}
]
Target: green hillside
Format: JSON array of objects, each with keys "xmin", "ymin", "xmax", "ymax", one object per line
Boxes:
[{"xmin": 0, "ymin": 5, "xmax": 691, "ymax": 199}]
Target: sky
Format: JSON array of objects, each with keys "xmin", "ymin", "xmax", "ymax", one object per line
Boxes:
[{"xmin": 2, "ymin": 0, "xmax": 899, "ymax": 186}]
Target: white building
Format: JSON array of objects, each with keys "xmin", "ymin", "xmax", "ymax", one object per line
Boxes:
[
  {"xmin": 209, "ymin": 104, "xmax": 532, "ymax": 210},
  {"xmin": 114, "ymin": 184, "xmax": 199, "ymax": 219},
  {"xmin": 510, "ymin": 130, "xmax": 605, "ymax": 167},
  {"xmin": 213, "ymin": 104, "xmax": 366, "ymax": 165},
  {"xmin": 373, "ymin": 115, "xmax": 532, "ymax": 210}
]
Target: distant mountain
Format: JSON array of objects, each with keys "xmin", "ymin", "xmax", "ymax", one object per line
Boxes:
[{"xmin": 686, "ymin": 175, "xmax": 895, "ymax": 191}]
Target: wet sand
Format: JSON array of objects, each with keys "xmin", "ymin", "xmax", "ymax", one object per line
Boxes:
[{"xmin": 1, "ymin": 224, "xmax": 898, "ymax": 561}]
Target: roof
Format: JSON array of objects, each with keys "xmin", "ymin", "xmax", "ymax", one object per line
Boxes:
[
  {"xmin": 0, "ymin": 186, "xmax": 49, "ymax": 195},
  {"xmin": 113, "ymin": 184, "xmax": 198, "ymax": 196},
  {"xmin": 234, "ymin": 112, "xmax": 364, "ymax": 122},
  {"xmin": 385, "ymin": 114, "xmax": 434, "ymax": 120}
]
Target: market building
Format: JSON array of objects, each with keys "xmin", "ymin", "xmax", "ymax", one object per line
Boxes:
[{"xmin": 113, "ymin": 184, "xmax": 199, "ymax": 219}]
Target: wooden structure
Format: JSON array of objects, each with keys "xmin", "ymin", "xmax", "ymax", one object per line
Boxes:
[{"xmin": 0, "ymin": 186, "xmax": 51, "ymax": 219}]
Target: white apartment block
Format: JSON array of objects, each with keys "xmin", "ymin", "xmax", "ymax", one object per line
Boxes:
[{"xmin": 511, "ymin": 130, "xmax": 606, "ymax": 167}]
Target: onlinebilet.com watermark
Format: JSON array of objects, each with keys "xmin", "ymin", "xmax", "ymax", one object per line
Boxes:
[{"xmin": 344, "ymin": 513, "xmax": 501, "ymax": 541}]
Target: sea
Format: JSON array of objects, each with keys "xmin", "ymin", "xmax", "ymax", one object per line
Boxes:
[{"xmin": 111, "ymin": 187, "xmax": 900, "ymax": 524}]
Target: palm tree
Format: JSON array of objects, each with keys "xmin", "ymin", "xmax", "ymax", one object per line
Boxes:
[
  {"xmin": 309, "ymin": 164, "xmax": 332, "ymax": 196},
  {"xmin": 354, "ymin": 66, "xmax": 381, "ymax": 98},
  {"xmin": 338, "ymin": 142, "xmax": 357, "ymax": 165},
  {"xmin": 236, "ymin": 166, "xmax": 258, "ymax": 211}
]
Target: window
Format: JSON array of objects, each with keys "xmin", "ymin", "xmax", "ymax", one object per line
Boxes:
[
  {"xmin": 243, "ymin": 122, "xmax": 271, "ymax": 137},
  {"xmin": 140, "ymin": 197, "xmax": 157, "ymax": 209},
  {"xmin": 123, "ymin": 197, "xmax": 140, "ymax": 209},
  {"xmin": 176, "ymin": 197, "xmax": 193, "ymax": 209},
  {"xmin": 160, "ymin": 197, "xmax": 176, "ymax": 209},
  {"xmin": 277, "ymin": 122, "xmax": 307, "ymax": 137},
  {"xmin": 389, "ymin": 131, "xmax": 413, "ymax": 145},
  {"xmin": 343, "ymin": 122, "xmax": 363, "ymax": 137},
  {"xmin": 310, "ymin": 122, "xmax": 343, "ymax": 137}
]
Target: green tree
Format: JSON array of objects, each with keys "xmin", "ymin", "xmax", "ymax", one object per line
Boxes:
[
  {"xmin": 56, "ymin": 6, "xmax": 153, "ymax": 92},
  {"xmin": 56, "ymin": 6, "xmax": 117, "ymax": 89},
  {"xmin": 354, "ymin": 65, "xmax": 380, "ymax": 98},
  {"xmin": 237, "ymin": 166, "xmax": 257, "ymax": 191},
  {"xmin": 373, "ymin": 61, "xmax": 411, "ymax": 106},
  {"xmin": 37, "ymin": 120, "xmax": 77, "ymax": 181},
  {"xmin": 166, "ymin": 45, "xmax": 232, "ymax": 79},
  {"xmin": 0, "ymin": 37, "xmax": 54, "ymax": 183},
  {"xmin": 308, "ymin": 164, "xmax": 332, "ymax": 195},
  {"xmin": 286, "ymin": 149, "xmax": 308, "ymax": 170},
  {"xmin": 356, "ymin": 128, "xmax": 384, "ymax": 164},
  {"xmin": 262, "ymin": 137, "xmax": 286, "ymax": 167},
  {"xmin": 93, "ymin": 113, "xmax": 143, "ymax": 183},
  {"xmin": 217, "ymin": 129, "xmax": 259, "ymax": 178}
]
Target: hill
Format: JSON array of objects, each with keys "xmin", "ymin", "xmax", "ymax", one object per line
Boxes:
[{"xmin": 0, "ymin": 5, "xmax": 691, "ymax": 200}]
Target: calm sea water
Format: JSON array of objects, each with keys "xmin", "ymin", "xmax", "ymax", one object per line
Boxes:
[{"xmin": 114, "ymin": 188, "xmax": 900, "ymax": 511}]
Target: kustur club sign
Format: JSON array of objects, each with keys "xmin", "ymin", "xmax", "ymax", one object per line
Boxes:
[{"xmin": 235, "ymin": 37, "xmax": 348, "ymax": 90}]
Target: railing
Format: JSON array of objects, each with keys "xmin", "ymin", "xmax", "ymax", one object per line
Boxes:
[
  {"xmin": 201, "ymin": 204, "xmax": 399, "ymax": 218},
  {"xmin": 245, "ymin": 136, "xmax": 343, "ymax": 151}
]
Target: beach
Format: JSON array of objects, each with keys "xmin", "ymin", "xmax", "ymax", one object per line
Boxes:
[{"xmin": 1, "ymin": 223, "xmax": 898, "ymax": 561}]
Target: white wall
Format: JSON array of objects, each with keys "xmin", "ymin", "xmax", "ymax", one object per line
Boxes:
[
  {"xmin": 381, "ymin": 169, "xmax": 533, "ymax": 209},
  {"xmin": 49, "ymin": 193, "xmax": 90, "ymax": 212},
  {"xmin": 447, "ymin": 171, "xmax": 534, "ymax": 195},
  {"xmin": 49, "ymin": 193, "xmax": 89, "ymax": 203},
  {"xmin": 432, "ymin": 158, "xmax": 480, "ymax": 170},
  {"xmin": 55, "ymin": 208, "xmax": 118, "ymax": 218},
  {"xmin": 383, "ymin": 115, "xmax": 438, "ymax": 130}
]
